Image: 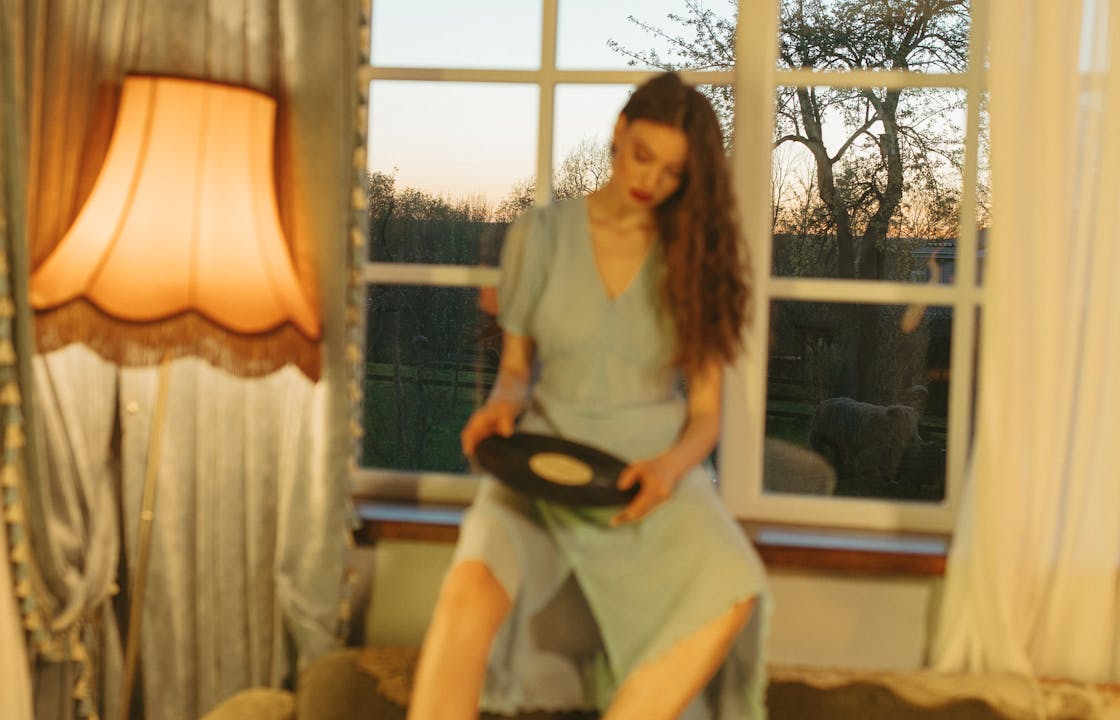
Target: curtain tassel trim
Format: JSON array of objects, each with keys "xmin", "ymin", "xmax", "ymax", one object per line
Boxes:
[
  {"xmin": 5, "ymin": 422, "xmax": 25, "ymax": 449},
  {"xmin": 3, "ymin": 499, "xmax": 22, "ymax": 523},
  {"xmin": 1, "ymin": 424, "xmax": 102, "ymax": 719},
  {"xmin": 0, "ymin": 380, "xmax": 21, "ymax": 404},
  {"xmin": 0, "ymin": 64, "xmax": 102, "ymax": 720}
]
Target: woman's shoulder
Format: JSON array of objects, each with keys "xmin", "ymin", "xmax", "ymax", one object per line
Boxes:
[
  {"xmin": 508, "ymin": 196, "xmax": 588, "ymax": 244},
  {"xmin": 513, "ymin": 195, "xmax": 587, "ymax": 222},
  {"xmin": 555, "ymin": 195, "xmax": 589, "ymax": 219}
]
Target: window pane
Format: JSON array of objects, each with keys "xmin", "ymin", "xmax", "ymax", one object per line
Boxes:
[
  {"xmin": 371, "ymin": 0, "xmax": 540, "ymax": 69},
  {"xmin": 764, "ymin": 300, "xmax": 950, "ymax": 502},
  {"xmin": 976, "ymin": 94, "xmax": 991, "ymax": 283},
  {"xmin": 550, "ymin": 83, "xmax": 735, "ymax": 204},
  {"xmin": 557, "ymin": 0, "xmax": 734, "ymax": 71},
  {"xmin": 362, "ymin": 285, "xmax": 501, "ymax": 472},
  {"xmin": 772, "ymin": 87, "xmax": 967, "ymax": 282},
  {"xmin": 777, "ymin": 0, "xmax": 971, "ymax": 73},
  {"xmin": 696, "ymin": 83, "xmax": 735, "ymax": 148},
  {"xmin": 367, "ymin": 82, "xmax": 537, "ymax": 262},
  {"xmin": 551, "ymin": 84, "xmax": 631, "ymax": 200}
]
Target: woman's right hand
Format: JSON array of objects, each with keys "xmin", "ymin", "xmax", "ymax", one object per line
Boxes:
[
  {"xmin": 463, "ymin": 330, "xmax": 534, "ymax": 457},
  {"xmin": 460, "ymin": 400, "xmax": 520, "ymax": 457}
]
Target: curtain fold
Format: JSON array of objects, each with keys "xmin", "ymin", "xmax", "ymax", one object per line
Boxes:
[
  {"xmin": 30, "ymin": 347, "xmax": 122, "ymax": 719},
  {"xmin": 117, "ymin": 358, "xmax": 337, "ymax": 718},
  {"xmin": 5, "ymin": 0, "xmax": 360, "ymax": 717},
  {"xmin": 932, "ymin": 0, "xmax": 1120, "ymax": 683}
]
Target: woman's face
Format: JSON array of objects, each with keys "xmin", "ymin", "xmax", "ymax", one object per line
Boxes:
[{"xmin": 611, "ymin": 117, "xmax": 688, "ymax": 209}]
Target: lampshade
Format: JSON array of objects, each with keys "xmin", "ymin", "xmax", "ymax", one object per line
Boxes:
[{"xmin": 30, "ymin": 75, "xmax": 320, "ymax": 340}]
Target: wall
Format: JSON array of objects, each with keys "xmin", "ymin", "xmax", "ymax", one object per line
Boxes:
[{"xmin": 362, "ymin": 539, "xmax": 943, "ymax": 671}]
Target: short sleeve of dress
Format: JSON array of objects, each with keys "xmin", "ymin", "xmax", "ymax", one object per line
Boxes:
[{"xmin": 497, "ymin": 207, "xmax": 552, "ymax": 338}]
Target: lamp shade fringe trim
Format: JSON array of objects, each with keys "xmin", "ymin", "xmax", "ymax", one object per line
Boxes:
[{"xmin": 35, "ymin": 298, "xmax": 321, "ymax": 380}]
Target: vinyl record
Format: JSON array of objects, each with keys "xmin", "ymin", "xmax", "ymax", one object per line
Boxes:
[{"xmin": 474, "ymin": 432, "xmax": 637, "ymax": 507}]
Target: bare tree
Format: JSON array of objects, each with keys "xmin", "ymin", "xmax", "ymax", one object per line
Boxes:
[
  {"xmin": 553, "ymin": 137, "xmax": 613, "ymax": 200},
  {"xmin": 606, "ymin": 1, "xmax": 737, "ymax": 144},
  {"xmin": 493, "ymin": 138, "xmax": 613, "ymax": 222},
  {"xmin": 492, "ymin": 176, "xmax": 535, "ymax": 224}
]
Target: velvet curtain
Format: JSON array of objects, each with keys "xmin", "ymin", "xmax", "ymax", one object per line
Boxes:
[
  {"xmin": 932, "ymin": 0, "xmax": 1120, "ymax": 683},
  {"xmin": 2, "ymin": 0, "xmax": 361, "ymax": 717},
  {"xmin": 1, "ymin": 2, "xmax": 42, "ymax": 719}
]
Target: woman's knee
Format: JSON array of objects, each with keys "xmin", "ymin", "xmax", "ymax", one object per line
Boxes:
[
  {"xmin": 437, "ymin": 561, "xmax": 512, "ymax": 627},
  {"xmin": 724, "ymin": 597, "xmax": 755, "ymax": 633}
]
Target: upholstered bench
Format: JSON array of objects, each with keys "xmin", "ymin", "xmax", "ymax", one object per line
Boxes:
[{"xmin": 202, "ymin": 645, "xmax": 1120, "ymax": 719}]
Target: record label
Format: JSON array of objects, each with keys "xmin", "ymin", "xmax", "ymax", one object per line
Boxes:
[{"xmin": 528, "ymin": 452, "xmax": 593, "ymax": 486}]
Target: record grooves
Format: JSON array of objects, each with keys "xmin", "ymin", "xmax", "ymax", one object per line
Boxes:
[{"xmin": 474, "ymin": 432, "xmax": 636, "ymax": 507}]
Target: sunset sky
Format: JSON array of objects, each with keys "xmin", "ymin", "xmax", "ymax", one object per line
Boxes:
[{"xmin": 367, "ymin": 0, "xmax": 705, "ymax": 206}]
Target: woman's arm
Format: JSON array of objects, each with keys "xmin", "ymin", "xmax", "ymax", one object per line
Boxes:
[
  {"xmin": 611, "ymin": 359, "xmax": 724, "ymax": 526},
  {"xmin": 460, "ymin": 331, "xmax": 536, "ymax": 456}
]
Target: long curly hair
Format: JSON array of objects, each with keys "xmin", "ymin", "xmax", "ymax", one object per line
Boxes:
[{"xmin": 621, "ymin": 72, "xmax": 752, "ymax": 374}]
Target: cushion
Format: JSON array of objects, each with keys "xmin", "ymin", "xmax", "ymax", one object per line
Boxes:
[
  {"xmin": 220, "ymin": 646, "xmax": 1120, "ymax": 720},
  {"xmin": 200, "ymin": 688, "xmax": 294, "ymax": 720}
]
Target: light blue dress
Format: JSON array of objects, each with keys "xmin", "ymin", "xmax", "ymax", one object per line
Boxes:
[{"xmin": 453, "ymin": 197, "xmax": 771, "ymax": 719}]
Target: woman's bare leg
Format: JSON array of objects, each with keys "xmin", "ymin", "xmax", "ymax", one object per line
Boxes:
[
  {"xmin": 407, "ymin": 560, "xmax": 512, "ymax": 720},
  {"xmin": 603, "ymin": 598, "xmax": 755, "ymax": 720}
]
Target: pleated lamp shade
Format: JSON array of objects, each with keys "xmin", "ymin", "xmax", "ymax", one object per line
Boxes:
[{"xmin": 30, "ymin": 75, "xmax": 320, "ymax": 343}]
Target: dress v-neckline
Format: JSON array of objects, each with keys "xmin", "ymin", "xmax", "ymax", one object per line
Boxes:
[{"xmin": 579, "ymin": 196, "xmax": 654, "ymax": 304}]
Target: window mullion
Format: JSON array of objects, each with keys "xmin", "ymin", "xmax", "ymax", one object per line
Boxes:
[
  {"xmin": 362, "ymin": 67, "xmax": 734, "ymax": 85},
  {"xmin": 363, "ymin": 262, "xmax": 500, "ymax": 287},
  {"xmin": 954, "ymin": 0, "xmax": 990, "ymax": 296},
  {"xmin": 536, "ymin": 0, "xmax": 559, "ymax": 203},
  {"xmin": 943, "ymin": 0, "xmax": 993, "ymax": 519},
  {"xmin": 722, "ymin": 0, "xmax": 781, "ymax": 515},
  {"xmin": 767, "ymin": 277, "xmax": 982, "ymax": 305}
]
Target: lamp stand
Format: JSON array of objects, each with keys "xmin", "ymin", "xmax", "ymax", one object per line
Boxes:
[{"xmin": 120, "ymin": 354, "xmax": 172, "ymax": 719}]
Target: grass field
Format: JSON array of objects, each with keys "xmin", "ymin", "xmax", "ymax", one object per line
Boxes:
[
  {"xmin": 359, "ymin": 363, "xmax": 949, "ymax": 493},
  {"xmin": 361, "ymin": 362, "xmax": 494, "ymax": 472}
]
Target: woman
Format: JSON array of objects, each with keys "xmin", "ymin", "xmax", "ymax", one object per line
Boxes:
[{"xmin": 408, "ymin": 72, "xmax": 770, "ymax": 720}]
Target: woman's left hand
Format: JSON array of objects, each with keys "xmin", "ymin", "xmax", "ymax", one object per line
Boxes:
[{"xmin": 610, "ymin": 454, "xmax": 683, "ymax": 527}]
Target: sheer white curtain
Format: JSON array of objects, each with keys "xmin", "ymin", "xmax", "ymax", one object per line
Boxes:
[
  {"xmin": 932, "ymin": 0, "xmax": 1120, "ymax": 681},
  {"xmin": 117, "ymin": 357, "xmax": 341, "ymax": 719},
  {"xmin": 29, "ymin": 346, "xmax": 346, "ymax": 719},
  {"xmin": 31, "ymin": 347, "xmax": 123, "ymax": 719}
]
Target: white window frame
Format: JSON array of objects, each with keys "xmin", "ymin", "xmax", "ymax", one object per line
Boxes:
[{"xmin": 353, "ymin": 0, "xmax": 990, "ymax": 535}]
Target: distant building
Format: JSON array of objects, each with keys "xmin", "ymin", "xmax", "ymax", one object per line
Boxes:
[{"xmin": 909, "ymin": 228, "xmax": 988, "ymax": 284}]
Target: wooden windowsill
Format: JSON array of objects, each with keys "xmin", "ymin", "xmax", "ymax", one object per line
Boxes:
[{"xmin": 353, "ymin": 500, "xmax": 949, "ymax": 577}]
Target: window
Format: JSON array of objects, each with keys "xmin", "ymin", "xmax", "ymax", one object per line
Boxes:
[
  {"xmin": 729, "ymin": 0, "xmax": 988, "ymax": 532},
  {"xmin": 354, "ymin": 0, "xmax": 989, "ymax": 533}
]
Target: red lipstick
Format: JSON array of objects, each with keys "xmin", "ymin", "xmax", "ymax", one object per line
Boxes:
[{"xmin": 630, "ymin": 189, "xmax": 653, "ymax": 203}]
